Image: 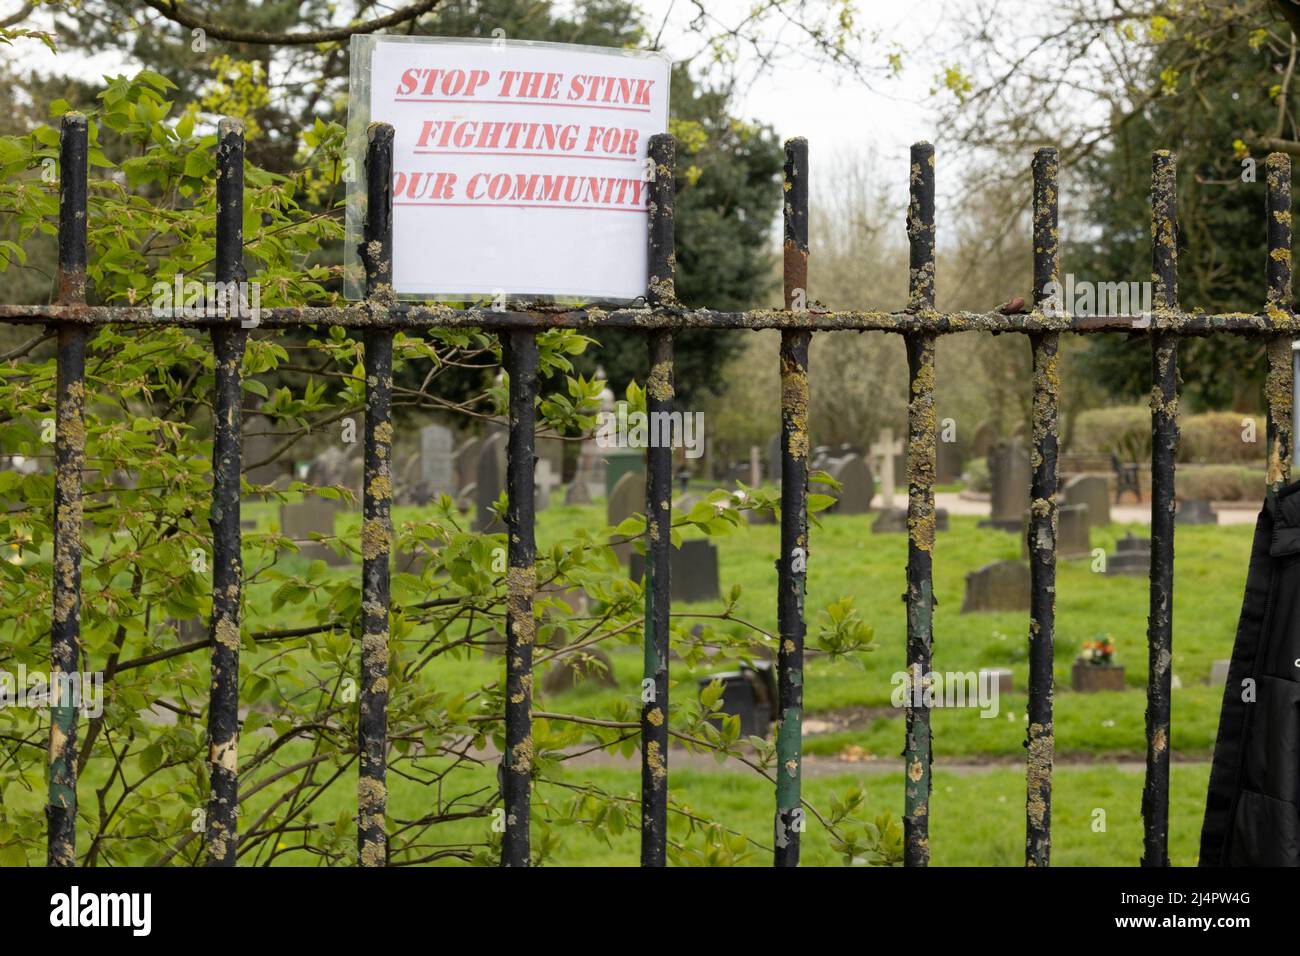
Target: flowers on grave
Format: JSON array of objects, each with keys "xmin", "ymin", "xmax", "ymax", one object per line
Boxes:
[{"xmin": 1079, "ymin": 635, "xmax": 1116, "ymax": 666}]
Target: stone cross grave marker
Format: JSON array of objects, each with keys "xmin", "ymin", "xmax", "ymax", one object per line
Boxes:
[{"xmin": 870, "ymin": 428, "xmax": 904, "ymax": 510}]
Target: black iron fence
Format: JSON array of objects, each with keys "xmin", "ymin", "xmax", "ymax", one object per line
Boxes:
[{"xmin": 4, "ymin": 112, "xmax": 1296, "ymax": 868}]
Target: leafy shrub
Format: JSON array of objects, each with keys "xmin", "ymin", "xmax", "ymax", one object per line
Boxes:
[
  {"xmin": 1179, "ymin": 412, "xmax": 1266, "ymax": 464},
  {"xmin": 1174, "ymin": 464, "xmax": 1265, "ymax": 502},
  {"xmin": 1069, "ymin": 405, "xmax": 1150, "ymax": 459}
]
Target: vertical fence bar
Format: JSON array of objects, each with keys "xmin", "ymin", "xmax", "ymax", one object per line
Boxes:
[
  {"xmin": 775, "ymin": 137, "xmax": 810, "ymax": 867},
  {"xmin": 1142, "ymin": 149, "xmax": 1179, "ymax": 867},
  {"xmin": 903, "ymin": 141, "xmax": 937, "ymax": 868},
  {"xmin": 204, "ymin": 118, "xmax": 248, "ymax": 867},
  {"xmin": 1026, "ymin": 147, "xmax": 1061, "ymax": 868},
  {"xmin": 1266, "ymin": 153, "xmax": 1293, "ymax": 492},
  {"xmin": 501, "ymin": 330, "xmax": 538, "ymax": 867},
  {"xmin": 47, "ymin": 112, "xmax": 88, "ymax": 867},
  {"xmin": 358, "ymin": 123, "xmax": 394, "ymax": 867},
  {"xmin": 641, "ymin": 132, "xmax": 675, "ymax": 867}
]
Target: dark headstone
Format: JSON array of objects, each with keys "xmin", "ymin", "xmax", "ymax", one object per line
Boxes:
[
  {"xmin": 1023, "ymin": 503, "xmax": 1091, "ymax": 559},
  {"xmin": 827, "ymin": 453, "xmax": 874, "ymax": 514},
  {"xmin": 629, "ymin": 539, "xmax": 721, "ymax": 603},
  {"xmin": 1062, "ymin": 474, "xmax": 1110, "ymax": 528},
  {"xmin": 766, "ymin": 432, "xmax": 783, "ymax": 488},
  {"xmin": 698, "ymin": 661, "xmax": 777, "ymax": 738},
  {"xmin": 474, "ymin": 431, "xmax": 507, "ymax": 532},
  {"xmin": 936, "ymin": 437, "xmax": 964, "ymax": 484},
  {"xmin": 980, "ymin": 441, "xmax": 1031, "ymax": 531},
  {"xmin": 961, "ymin": 560, "xmax": 1031, "ymax": 613},
  {"xmin": 606, "ymin": 471, "xmax": 643, "ymax": 563},
  {"xmin": 1071, "ymin": 661, "xmax": 1126, "ymax": 692},
  {"xmin": 604, "ymin": 447, "xmax": 643, "ymax": 497},
  {"xmin": 1176, "ymin": 498, "xmax": 1218, "ymax": 525},
  {"xmin": 980, "ymin": 668, "xmax": 1013, "ymax": 696},
  {"xmin": 1107, "ymin": 533, "xmax": 1150, "ymax": 575}
]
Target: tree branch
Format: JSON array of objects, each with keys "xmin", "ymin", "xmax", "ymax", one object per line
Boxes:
[{"xmin": 139, "ymin": 0, "xmax": 441, "ymax": 46}]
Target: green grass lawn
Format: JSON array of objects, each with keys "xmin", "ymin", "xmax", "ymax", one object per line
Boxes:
[
  {"xmin": 10, "ymin": 492, "xmax": 1243, "ymax": 865},
  {"xmin": 217, "ymin": 492, "xmax": 1251, "ymax": 864}
]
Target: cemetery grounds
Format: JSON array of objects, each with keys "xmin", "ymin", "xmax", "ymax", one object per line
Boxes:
[{"xmin": 63, "ymin": 488, "xmax": 1239, "ymax": 866}]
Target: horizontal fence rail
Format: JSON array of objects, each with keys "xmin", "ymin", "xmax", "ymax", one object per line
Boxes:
[{"xmin": 9, "ymin": 111, "xmax": 1296, "ymax": 867}]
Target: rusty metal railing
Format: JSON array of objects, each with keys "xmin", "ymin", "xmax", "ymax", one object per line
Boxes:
[{"xmin": 6, "ymin": 112, "xmax": 1297, "ymax": 867}]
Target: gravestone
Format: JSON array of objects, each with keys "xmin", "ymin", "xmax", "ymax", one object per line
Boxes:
[
  {"xmin": 970, "ymin": 421, "xmax": 999, "ymax": 459},
  {"xmin": 474, "ymin": 431, "xmax": 508, "ymax": 532},
  {"xmin": 453, "ymin": 436, "xmax": 483, "ymax": 492},
  {"xmin": 827, "ymin": 453, "xmax": 874, "ymax": 514},
  {"xmin": 536, "ymin": 431, "xmax": 566, "ymax": 483},
  {"xmin": 766, "ymin": 432, "xmax": 783, "ymax": 488},
  {"xmin": 1107, "ymin": 533, "xmax": 1150, "ymax": 575},
  {"xmin": 698, "ymin": 662, "xmax": 777, "ymax": 738},
  {"xmin": 419, "ymin": 423, "xmax": 455, "ymax": 498},
  {"xmin": 629, "ymin": 539, "xmax": 721, "ymax": 603},
  {"xmin": 961, "ymin": 560, "xmax": 1031, "ymax": 613},
  {"xmin": 1210, "ymin": 659, "xmax": 1232, "ymax": 688},
  {"xmin": 243, "ymin": 414, "xmax": 290, "ymax": 486},
  {"xmin": 604, "ymin": 447, "xmax": 644, "ymax": 497},
  {"xmin": 534, "ymin": 459, "xmax": 562, "ymax": 510},
  {"xmin": 749, "ymin": 445, "xmax": 763, "ymax": 486},
  {"xmin": 1062, "ymin": 474, "xmax": 1111, "ymax": 528},
  {"xmin": 568, "ymin": 435, "xmax": 607, "ymax": 503},
  {"xmin": 1176, "ymin": 499, "xmax": 1218, "ymax": 525},
  {"xmin": 1023, "ymin": 503, "xmax": 1091, "ymax": 559},
  {"xmin": 280, "ymin": 498, "xmax": 349, "ymax": 567},
  {"xmin": 980, "ymin": 441, "xmax": 1031, "ymax": 531},
  {"xmin": 870, "ymin": 428, "xmax": 905, "ymax": 511},
  {"xmin": 606, "ymin": 470, "xmax": 643, "ymax": 563},
  {"xmin": 564, "ymin": 470, "xmax": 593, "ymax": 505},
  {"xmin": 980, "ymin": 667, "xmax": 1013, "ymax": 696},
  {"xmin": 936, "ymin": 437, "xmax": 964, "ymax": 484},
  {"xmin": 307, "ymin": 445, "xmax": 363, "ymax": 507}
]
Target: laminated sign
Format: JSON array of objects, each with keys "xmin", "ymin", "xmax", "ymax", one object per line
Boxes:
[{"xmin": 348, "ymin": 35, "xmax": 671, "ymax": 301}]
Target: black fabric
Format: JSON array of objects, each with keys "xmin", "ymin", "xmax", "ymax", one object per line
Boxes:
[{"xmin": 1200, "ymin": 479, "xmax": 1300, "ymax": 865}]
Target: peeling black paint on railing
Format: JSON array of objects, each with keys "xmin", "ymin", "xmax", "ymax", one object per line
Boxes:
[
  {"xmin": 1142, "ymin": 150, "xmax": 1179, "ymax": 868},
  {"xmin": 641, "ymin": 133, "xmax": 675, "ymax": 866},
  {"xmin": 204, "ymin": 118, "xmax": 248, "ymax": 867},
  {"xmin": 775, "ymin": 137, "xmax": 809, "ymax": 867},
  {"xmin": 1025, "ymin": 148, "xmax": 1060, "ymax": 868},
  {"xmin": 501, "ymin": 330, "xmax": 538, "ymax": 867},
  {"xmin": 1266, "ymin": 153, "xmax": 1294, "ymax": 491},
  {"xmin": 358, "ymin": 123, "xmax": 394, "ymax": 867},
  {"xmin": 902, "ymin": 142, "xmax": 937, "ymax": 868},
  {"xmin": 47, "ymin": 112, "xmax": 87, "ymax": 867}
]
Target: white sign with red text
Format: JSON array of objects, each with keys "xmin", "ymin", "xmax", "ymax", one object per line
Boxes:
[{"xmin": 354, "ymin": 36, "xmax": 670, "ymax": 301}]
